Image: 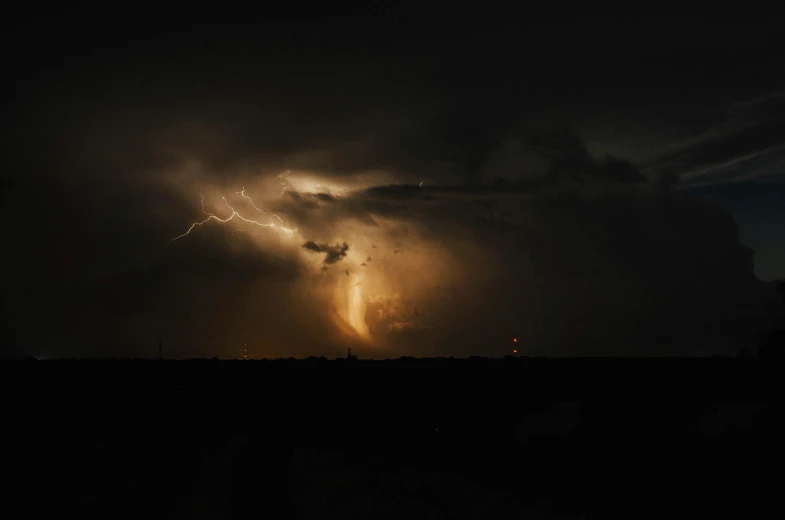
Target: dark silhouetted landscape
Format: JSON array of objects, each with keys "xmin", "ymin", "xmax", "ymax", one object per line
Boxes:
[{"xmin": 5, "ymin": 354, "xmax": 785, "ymax": 518}]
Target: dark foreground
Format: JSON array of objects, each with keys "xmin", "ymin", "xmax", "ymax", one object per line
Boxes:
[{"xmin": 4, "ymin": 357, "xmax": 784, "ymax": 519}]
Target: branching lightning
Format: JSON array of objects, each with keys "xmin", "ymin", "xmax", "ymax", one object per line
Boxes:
[
  {"xmin": 170, "ymin": 171, "xmax": 372, "ymax": 342},
  {"xmin": 237, "ymin": 186, "xmax": 296, "ymax": 234},
  {"xmin": 171, "ymin": 174, "xmax": 297, "ymax": 242}
]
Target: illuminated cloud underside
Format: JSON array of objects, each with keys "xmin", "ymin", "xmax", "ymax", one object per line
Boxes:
[{"xmin": 170, "ymin": 172, "xmax": 388, "ymax": 343}]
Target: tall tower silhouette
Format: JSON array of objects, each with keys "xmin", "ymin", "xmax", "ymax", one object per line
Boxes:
[{"xmin": 158, "ymin": 340, "xmax": 163, "ymax": 360}]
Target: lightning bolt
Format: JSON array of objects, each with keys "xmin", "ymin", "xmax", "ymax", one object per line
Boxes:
[
  {"xmin": 278, "ymin": 170, "xmax": 291, "ymax": 194},
  {"xmin": 236, "ymin": 186, "xmax": 296, "ymax": 234},
  {"xmin": 170, "ymin": 194, "xmax": 237, "ymax": 242},
  {"xmin": 170, "ymin": 171, "xmax": 370, "ymax": 342},
  {"xmin": 171, "ymin": 175, "xmax": 297, "ymax": 242}
]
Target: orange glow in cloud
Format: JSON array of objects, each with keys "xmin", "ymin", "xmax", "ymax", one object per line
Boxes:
[{"xmin": 170, "ymin": 170, "xmax": 457, "ymax": 352}]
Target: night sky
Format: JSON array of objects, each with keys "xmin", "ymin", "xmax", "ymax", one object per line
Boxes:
[{"xmin": 4, "ymin": 11, "xmax": 784, "ymax": 358}]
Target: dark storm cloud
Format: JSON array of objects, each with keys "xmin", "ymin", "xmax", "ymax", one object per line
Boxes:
[
  {"xmin": 274, "ymin": 131, "xmax": 651, "ymax": 233},
  {"xmin": 401, "ymin": 187, "xmax": 777, "ymax": 356},
  {"xmin": 269, "ymin": 135, "xmax": 783, "ymax": 356},
  {"xmin": 37, "ymin": 225, "xmax": 309, "ymax": 357},
  {"xmin": 5, "ymin": 14, "xmax": 785, "ymax": 358},
  {"xmin": 302, "ymin": 241, "xmax": 349, "ymax": 265},
  {"xmin": 482, "ymin": 132, "xmax": 648, "ymax": 185}
]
